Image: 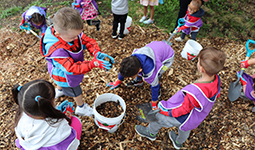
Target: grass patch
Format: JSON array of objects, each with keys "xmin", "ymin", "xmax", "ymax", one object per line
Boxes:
[{"xmin": 0, "ymin": 6, "xmax": 22, "ymax": 19}]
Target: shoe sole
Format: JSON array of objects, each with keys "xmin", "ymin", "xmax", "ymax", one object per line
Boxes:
[
  {"xmin": 112, "ymin": 35, "xmax": 118, "ymax": 39},
  {"xmin": 125, "ymin": 82, "xmax": 144, "ymax": 87},
  {"xmin": 135, "ymin": 127, "xmax": 156, "ymax": 141},
  {"xmin": 169, "ymin": 131, "xmax": 181, "ymax": 149}
]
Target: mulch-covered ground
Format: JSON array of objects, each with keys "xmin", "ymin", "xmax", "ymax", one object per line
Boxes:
[{"xmin": 0, "ymin": 15, "xmax": 254, "ymax": 149}]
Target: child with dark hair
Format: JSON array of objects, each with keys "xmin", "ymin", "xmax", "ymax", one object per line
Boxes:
[
  {"xmin": 134, "ymin": 47, "xmax": 226, "ymax": 149},
  {"xmin": 12, "ymin": 79, "xmax": 82, "ymax": 150},
  {"xmin": 40, "ymin": 7, "xmax": 114, "ymax": 117},
  {"xmin": 20, "ymin": 6, "xmax": 47, "ymax": 33},
  {"xmin": 72, "ymin": 0, "xmax": 101, "ymax": 31},
  {"xmin": 239, "ymin": 58, "xmax": 255, "ymax": 112},
  {"xmin": 174, "ymin": 0, "xmax": 204, "ymax": 41},
  {"xmin": 107, "ymin": 41, "xmax": 175, "ymax": 110}
]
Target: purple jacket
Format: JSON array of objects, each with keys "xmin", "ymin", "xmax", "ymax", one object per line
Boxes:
[
  {"xmin": 159, "ymin": 75, "xmax": 221, "ymax": 131},
  {"xmin": 132, "ymin": 41, "xmax": 175, "ymax": 87},
  {"xmin": 240, "ymin": 72, "xmax": 255, "ymax": 101}
]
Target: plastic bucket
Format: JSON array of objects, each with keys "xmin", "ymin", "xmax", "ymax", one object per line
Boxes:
[
  {"xmin": 181, "ymin": 40, "xmax": 203, "ymax": 60},
  {"xmin": 117, "ymin": 16, "xmax": 132, "ymax": 34},
  {"xmin": 93, "ymin": 93, "xmax": 126, "ymax": 133}
]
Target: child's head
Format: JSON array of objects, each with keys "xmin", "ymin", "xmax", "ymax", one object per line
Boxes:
[
  {"xmin": 188, "ymin": 0, "xmax": 202, "ymax": 14},
  {"xmin": 30, "ymin": 13, "xmax": 45, "ymax": 26},
  {"xmin": 53, "ymin": 7, "xmax": 84, "ymax": 42},
  {"xmin": 197, "ymin": 47, "xmax": 226, "ymax": 76},
  {"xmin": 12, "ymin": 79, "xmax": 70, "ymax": 126},
  {"xmin": 119, "ymin": 56, "xmax": 142, "ymax": 78}
]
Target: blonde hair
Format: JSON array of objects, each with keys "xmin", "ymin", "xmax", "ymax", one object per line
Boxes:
[
  {"xmin": 53, "ymin": 7, "xmax": 83, "ymax": 33},
  {"xmin": 198, "ymin": 47, "xmax": 226, "ymax": 76}
]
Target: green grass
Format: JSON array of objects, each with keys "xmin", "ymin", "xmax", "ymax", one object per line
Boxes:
[
  {"xmin": 97, "ymin": 0, "xmax": 255, "ymax": 42},
  {"xmin": 0, "ymin": 6, "xmax": 22, "ymax": 19}
]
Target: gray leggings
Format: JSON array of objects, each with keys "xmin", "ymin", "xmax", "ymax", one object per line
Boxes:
[
  {"xmin": 147, "ymin": 113, "xmax": 191, "ymax": 144},
  {"xmin": 181, "ymin": 32, "xmax": 198, "ymax": 41}
]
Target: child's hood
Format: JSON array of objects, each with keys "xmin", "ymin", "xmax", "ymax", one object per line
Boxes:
[
  {"xmin": 15, "ymin": 112, "xmax": 71, "ymax": 149},
  {"xmin": 191, "ymin": 8, "xmax": 205, "ymax": 18},
  {"xmin": 41, "ymin": 26, "xmax": 60, "ymax": 56}
]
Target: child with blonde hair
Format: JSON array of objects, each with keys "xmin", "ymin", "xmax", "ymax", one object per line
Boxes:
[
  {"xmin": 40, "ymin": 7, "xmax": 114, "ymax": 117},
  {"xmin": 135, "ymin": 47, "xmax": 226, "ymax": 149}
]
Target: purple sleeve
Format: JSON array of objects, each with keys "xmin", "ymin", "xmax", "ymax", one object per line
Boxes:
[{"xmin": 118, "ymin": 73, "xmax": 124, "ymax": 81}]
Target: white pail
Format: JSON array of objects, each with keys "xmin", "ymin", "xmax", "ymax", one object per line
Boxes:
[
  {"xmin": 181, "ymin": 40, "xmax": 203, "ymax": 60},
  {"xmin": 117, "ymin": 16, "xmax": 132, "ymax": 34},
  {"xmin": 93, "ymin": 93, "xmax": 126, "ymax": 133}
]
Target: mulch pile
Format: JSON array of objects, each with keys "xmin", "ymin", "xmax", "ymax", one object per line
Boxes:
[{"xmin": 0, "ymin": 15, "xmax": 254, "ymax": 149}]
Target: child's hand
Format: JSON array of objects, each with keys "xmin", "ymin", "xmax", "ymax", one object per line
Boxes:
[
  {"xmin": 237, "ymin": 72, "xmax": 247, "ymax": 86},
  {"xmin": 173, "ymin": 28, "xmax": 180, "ymax": 34},
  {"xmin": 96, "ymin": 52, "xmax": 115, "ymax": 64},
  {"xmin": 240, "ymin": 60, "xmax": 250, "ymax": 68},
  {"xmin": 158, "ymin": 103, "xmax": 172, "ymax": 116},
  {"xmin": 106, "ymin": 80, "xmax": 121, "ymax": 90},
  {"xmin": 57, "ymin": 100, "xmax": 75, "ymax": 118},
  {"xmin": 91, "ymin": 57, "xmax": 112, "ymax": 71}
]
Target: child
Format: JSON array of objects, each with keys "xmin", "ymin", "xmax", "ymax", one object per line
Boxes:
[
  {"xmin": 72, "ymin": 0, "xmax": 101, "ymax": 31},
  {"xmin": 170, "ymin": 0, "xmax": 209, "ymax": 34},
  {"xmin": 40, "ymin": 7, "xmax": 114, "ymax": 116},
  {"xmin": 139, "ymin": 0, "xmax": 158, "ymax": 24},
  {"xmin": 111, "ymin": 0, "xmax": 129, "ymax": 40},
  {"xmin": 174, "ymin": 0, "xmax": 204, "ymax": 41},
  {"xmin": 135, "ymin": 47, "xmax": 226, "ymax": 149},
  {"xmin": 239, "ymin": 58, "xmax": 255, "ymax": 112},
  {"xmin": 20, "ymin": 6, "xmax": 47, "ymax": 34},
  {"xmin": 107, "ymin": 41, "xmax": 174, "ymax": 110},
  {"xmin": 13, "ymin": 79, "xmax": 82, "ymax": 149}
]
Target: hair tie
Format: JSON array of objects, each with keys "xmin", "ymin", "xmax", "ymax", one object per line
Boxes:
[
  {"xmin": 35, "ymin": 96, "xmax": 41, "ymax": 102},
  {"xmin": 17, "ymin": 86, "xmax": 22, "ymax": 91}
]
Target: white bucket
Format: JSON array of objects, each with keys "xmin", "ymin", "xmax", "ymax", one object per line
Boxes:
[
  {"xmin": 181, "ymin": 40, "xmax": 203, "ymax": 60},
  {"xmin": 93, "ymin": 93, "xmax": 126, "ymax": 133},
  {"xmin": 117, "ymin": 16, "xmax": 132, "ymax": 34}
]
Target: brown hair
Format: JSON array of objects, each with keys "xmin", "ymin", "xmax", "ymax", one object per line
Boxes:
[
  {"xmin": 12, "ymin": 79, "xmax": 71, "ymax": 127},
  {"xmin": 30, "ymin": 13, "xmax": 44, "ymax": 24},
  {"xmin": 198, "ymin": 47, "xmax": 226, "ymax": 76},
  {"xmin": 52, "ymin": 7, "xmax": 83, "ymax": 33},
  {"xmin": 191, "ymin": 0, "xmax": 202, "ymax": 9}
]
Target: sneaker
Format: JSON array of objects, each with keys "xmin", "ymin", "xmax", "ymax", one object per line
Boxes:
[
  {"xmin": 169, "ymin": 131, "xmax": 183, "ymax": 149},
  {"xmin": 55, "ymin": 88, "xmax": 64, "ymax": 98},
  {"xmin": 143, "ymin": 18, "xmax": 154, "ymax": 24},
  {"xmin": 135, "ymin": 125, "xmax": 157, "ymax": 141},
  {"xmin": 175, "ymin": 37, "xmax": 184, "ymax": 42},
  {"xmin": 118, "ymin": 34, "xmax": 125, "ymax": 40},
  {"xmin": 139, "ymin": 16, "xmax": 147, "ymax": 23},
  {"xmin": 112, "ymin": 32, "xmax": 118, "ymax": 39},
  {"xmin": 75, "ymin": 103, "xmax": 93, "ymax": 116},
  {"xmin": 95, "ymin": 20, "xmax": 101, "ymax": 31},
  {"xmin": 126, "ymin": 80, "xmax": 144, "ymax": 87}
]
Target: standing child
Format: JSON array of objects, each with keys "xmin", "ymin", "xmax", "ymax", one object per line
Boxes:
[
  {"xmin": 72, "ymin": 0, "xmax": 101, "ymax": 31},
  {"xmin": 40, "ymin": 7, "xmax": 114, "ymax": 117},
  {"xmin": 111, "ymin": 0, "xmax": 129, "ymax": 40},
  {"xmin": 239, "ymin": 58, "xmax": 255, "ymax": 112},
  {"xmin": 107, "ymin": 41, "xmax": 174, "ymax": 110},
  {"xmin": 135, "ymin": 47, "xmax": 226, "ymax": 149},
  {"xmin": 139, "ymin": 0, "xmax": 158, "ymax": 24},
  {"xmin": 174, "ymin": 0, "xmax": 204, "ymax": 41},
  {"xmin": 13, "ymin": 79, "xmax": 82, "ymax": 149},
  {"xmin": 20, "ymin": 6, "xmax": 47, "ymax": 34}
]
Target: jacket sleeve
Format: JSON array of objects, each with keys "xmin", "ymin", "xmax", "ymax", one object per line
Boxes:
[
  {"xmin": 171, "ymin": 93, "xmax": 201, "ymax": 117},
  {"xmin": 53, "ymin": 57, "xmax": 94, "ymax": 75},
  {"xmin": 80, "ymin": 33, "xmax": 101, "ymax": 56}
]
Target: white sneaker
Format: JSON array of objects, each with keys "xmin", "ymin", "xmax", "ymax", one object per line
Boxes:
[
  {"xmin": 175, "ymin": 37, "xmax": 184, "ymax": 42},
  {"xmin": 143, "ymin": 18, "xmax": 154, "ymax": 24},
  {"xmin": 55, "ymin": 88, "xmax": 64, "ymax": 98},
  {"xmin": 139, "ymin": 16, "xmax": 147, "ymax": 23},
  {"xmin": 75, "ymin": 103, "xmax": 94, "ymax": 117}
]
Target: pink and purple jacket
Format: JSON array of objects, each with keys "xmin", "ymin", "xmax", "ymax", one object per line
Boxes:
[{"xmin": 74, "ymin": 0, "xmax": 99, "ymax": 20}]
